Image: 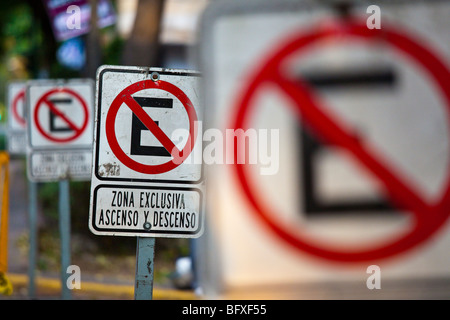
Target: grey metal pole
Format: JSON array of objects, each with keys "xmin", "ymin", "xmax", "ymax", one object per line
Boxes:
[
  {"xmin": 28, "ymin": 180, "xmax": 37, "ymax": 299},
  {"xmin": 134, "ymin": 237, "xmax": 156, "ymax": 300},
  {"xmin": 58, "ymin": 179, "xmax": 71, "ymax": 300}
]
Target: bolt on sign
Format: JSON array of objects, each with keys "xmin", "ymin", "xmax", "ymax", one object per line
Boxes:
[
  {"xmin": 89, "ymin": 66, "xmax": 204, "ymax": 238},
  {"xmin": 7, "ymin": 81, "xmax": 28, "ymax": 155},
  {"xmin": 26, "ymin": 79, "xmax": 94, "ymax": 182},
  {"xmin": 198, "ymin": 0, "xmax": 450, "ymax": 298}
]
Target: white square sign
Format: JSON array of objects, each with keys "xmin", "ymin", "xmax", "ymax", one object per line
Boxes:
[
  {"xmin": 89, "ymin": 66, "xmax": 204, "ymax": 238},
  {"xmin": 7, "ymin": 81, "xmax": 27, "ymax": 155},
  {"xmin": 26, "ymin": 79, "xmax": 94, "ymax": 181}
]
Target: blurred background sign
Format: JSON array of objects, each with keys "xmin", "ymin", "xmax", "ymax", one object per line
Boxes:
[
  {"xmin": 26, "ymin": 79, "xmax": 94, "ymax": 182},
  {"xmin": 199, "ymin": 0, "xmax": 450, "ymax": 299},
  {"xmin": 7, "ymin": 82, "xmax": 27, "ymax": 155},
  {"xmin": 42, "ymin": 0, "xmax": 116, "ymax": 42},
  {"xmin": 56, "ymin": 37, "xmax": 86, "ymax": 71}
]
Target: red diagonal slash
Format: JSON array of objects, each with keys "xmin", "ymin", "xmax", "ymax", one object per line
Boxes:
[
  {"xmin": 231, "ymin": 19, "xmax": 450, "ymax": 262},
  {"xmin": 123, "ymin": 95, "xmax": 181, "ymax": 158}
]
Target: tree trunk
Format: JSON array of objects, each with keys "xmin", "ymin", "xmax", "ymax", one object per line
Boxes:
[
  {"xmin": 121, "ymin": 0, "xmax": 165, "ymax": 67},
  {"xmin": 84, "ymin": 0, "xmax": 102, "ymax": 79}
]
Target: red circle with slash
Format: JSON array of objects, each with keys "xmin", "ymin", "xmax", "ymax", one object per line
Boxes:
[
  {"xmin": 231, "ymin": 19, "xmax": 450, "ymax": 263},
  {"xmin": 105, "ymin": 80, "xmax": 198, "ymax": 175},
  {"xmin": 34, "ymin": 88, "xmax": 89, "ymax": 143},
  {"xmin": 12, "ymin": 89, "xmax": 26, "ymax": 127}
]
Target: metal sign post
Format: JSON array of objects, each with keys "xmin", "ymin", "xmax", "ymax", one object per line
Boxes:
[
  {"xmin": 134, "ymin": 237, "xmax": 156, "ymax": 300},
  {"xmin": 58, "ymin": 179, "xmax": 71, "ymax": 300},
  {"xmin": 7, "ymin": 81, "xmax": 36, "ymax": 297},
  {"xmin": 0, "ymin": 153, "xmax": 11, "ymax": 295},
  {"xmin": 27, "ymin": 181, "xmax": 38, "ymax": 299}
]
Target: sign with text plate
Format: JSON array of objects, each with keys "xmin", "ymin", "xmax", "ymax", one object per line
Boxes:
[
  {"xmin": 7, "ymin": 81, "xmax": 27, "ymax": 155},
  {"xmin": 89, "ymin": 65, "xmax": 204, "ymax": 238},
  {"xmin": 26, "ymin": 79, "xmax": 94, "ymax": 181}
]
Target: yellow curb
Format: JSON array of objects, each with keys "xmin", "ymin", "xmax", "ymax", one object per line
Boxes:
[{"xmin": 7, "ymin": 273, "xmax": 198, "ymax": 300}]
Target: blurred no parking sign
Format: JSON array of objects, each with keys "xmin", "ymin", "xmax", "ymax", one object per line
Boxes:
[
  {"xmin": 199, "ymin": 0, "xmax": 450, "ymax": 296},
  {"xmin": 26, "ymin": 79, "xmax": 94, "ymax": 182},
  {"xmin": 7, "ymin": 81, "xmax": 27, "ymax": 155}
]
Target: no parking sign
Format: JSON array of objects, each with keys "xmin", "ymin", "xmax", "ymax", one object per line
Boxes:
[
  {"xmin": 7, "ymin": 81, "xmax": 27, "ymax": 155},
  {"xmin": 26, "ymin": 79, "xmax": 94, "ymax": 181},
  {"xmin": 89, "ymin": 66, "xmax": 204, "ymax": 238},
  {"xmin": 232, "ymin": 19, "xmax": 450, "ymax": 263},
  {"xmin": 199, "ymin": 0, "xmax": 450, "ymax": 298}
]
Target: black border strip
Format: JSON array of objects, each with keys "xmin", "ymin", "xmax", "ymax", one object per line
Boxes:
[
  {"xmin": 91, "ymin": 184, "xmax": 203, "ymax": 236},
  {"xmin": 94, "ymin": 67, "xmax": 203, "ymax": 184}
]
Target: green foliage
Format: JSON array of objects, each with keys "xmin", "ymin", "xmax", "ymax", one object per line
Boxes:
[
  {"xmin": 102, "ymin": 27, "xmax": 125, "ymax": 65},
  {"xmin": 0, "ymin": 1, "xmax": 37, "ymax": 126},
  {"xmin": 38, "ymin": 182, "xmax": 59, "ymax": 225},
  {"xmin": 0, "ymin": 135, "xmax": 5, "ymax": 151},
  {"xmin": 0, "ymin": 2, "xmax": 36, "ymax": 56}
]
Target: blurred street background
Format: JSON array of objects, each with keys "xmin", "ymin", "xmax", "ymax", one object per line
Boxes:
[{"xmin": 0, "ymin": 0, "xmax": 450, "ymax": 300}]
